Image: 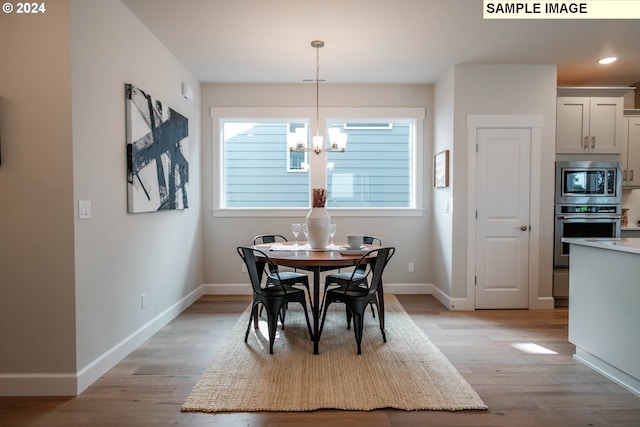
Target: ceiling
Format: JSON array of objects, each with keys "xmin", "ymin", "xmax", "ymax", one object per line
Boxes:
[{"xmin": 122, "ymin": 0, "xmax": 640, "ymax": 87}]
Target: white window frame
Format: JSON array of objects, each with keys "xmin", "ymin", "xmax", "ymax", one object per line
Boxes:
[{"xmin": 211, "ymin": 107, "xmax": 425, "ymax": 217}]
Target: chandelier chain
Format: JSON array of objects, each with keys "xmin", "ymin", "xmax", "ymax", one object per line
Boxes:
[{"xmin": 315, "ymin": 43, "xmax": 320, "ymax": 137}]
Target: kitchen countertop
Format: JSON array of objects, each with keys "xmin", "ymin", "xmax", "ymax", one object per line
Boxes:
[{"xmin": 562, "ymin": 237, "xmax": 640, "ymax": 255}]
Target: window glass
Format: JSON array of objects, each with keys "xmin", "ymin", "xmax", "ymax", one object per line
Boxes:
[
  {"xmin": 223, "ymin": 121, "xmax": 310, "ymax": 208},
  {"xmin": 287, "ymin": 123, "xmax": 309, "ymax": 172},
  {"xmin": 326, "ymin": 121, "xmax": 412, "ymax": 208},
  {"xmin": 215, "ymin": 107, "xmax": 422, "ymax": 213}
]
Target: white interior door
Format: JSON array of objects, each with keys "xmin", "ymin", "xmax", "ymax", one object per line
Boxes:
[{"xmin": 475, "ymin": 128, "xmax": 531, "ymax": 309}]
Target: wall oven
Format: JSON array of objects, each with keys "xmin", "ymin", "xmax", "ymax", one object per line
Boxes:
[{"xmin": 553, "ymin": 204, "xmax": 621, "ymax": 267}]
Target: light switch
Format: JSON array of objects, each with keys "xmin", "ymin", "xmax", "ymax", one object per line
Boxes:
[{"xmin": 79, "ymin": 200, "xmax": 91, "ymax": 219}]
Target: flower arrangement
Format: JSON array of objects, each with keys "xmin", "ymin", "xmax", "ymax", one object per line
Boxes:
[{"xmin": 312, "ymin": 188, "xmax": 327, "ymax": 208}]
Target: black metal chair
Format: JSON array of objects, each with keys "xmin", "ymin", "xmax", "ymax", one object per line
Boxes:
[
  {"xmin": 319, "ymin": 247, "xmax": 395, "ymax": 354},
  {"xmin": 253, "ymin": 234, "xmax": 313, "ymax": 310},
  {"xmin": 321, "ymin": 235, "xmax": 382, "ymax": 315},
  {"xmin": 237, "ymin": 246, "xmax": 313, "ymax": 354}
]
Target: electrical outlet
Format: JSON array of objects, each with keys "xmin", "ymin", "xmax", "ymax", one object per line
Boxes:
[
  {"xmin": 141, "ymin": 293, "xmax": 147, "ymax": 309},
  {"xmin": 408, "ymin": 262, "xmax": 414, "ymax": 273}
]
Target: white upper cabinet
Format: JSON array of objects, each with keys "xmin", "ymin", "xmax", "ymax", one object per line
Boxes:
[
  {"xmin": 622, "ymin": 114, "xmax": 640, "ymax": 188},
  {"xmin": 556, "ymin": 97, "xmax": 623, "ymax": 154},
  {"xmin": 555, "ymin": 87, "xmax": 632, "ymax": 155}
]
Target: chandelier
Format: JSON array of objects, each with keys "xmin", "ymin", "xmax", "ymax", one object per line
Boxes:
[{"xmin": 288, "ymin": 40, "xmax": 348, "ymax": 155}]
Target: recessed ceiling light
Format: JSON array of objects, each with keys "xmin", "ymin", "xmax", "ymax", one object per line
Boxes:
[{"xmin": 599, "ymin": 57, "xmax": 617, "ymax": 65}]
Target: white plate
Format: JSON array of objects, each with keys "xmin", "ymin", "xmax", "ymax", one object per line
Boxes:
[{"xmin": 339, "ymin": 246, "xmax": 368, "ymax": 255}]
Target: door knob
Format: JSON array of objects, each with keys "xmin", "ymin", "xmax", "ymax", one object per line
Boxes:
[{"xmin": 520, "ymin": 225, "xmax": 528, "ymax": 231}]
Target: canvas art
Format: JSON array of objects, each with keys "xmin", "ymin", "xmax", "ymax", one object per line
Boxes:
[{"xmin": 125, "ymin": 83, "xmax": 189, "ymax": 213}]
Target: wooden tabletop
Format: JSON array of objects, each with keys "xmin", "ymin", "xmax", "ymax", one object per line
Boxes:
[{"xmin": 251, "ymin": 243, "xmax": 379, "ymax": 268}]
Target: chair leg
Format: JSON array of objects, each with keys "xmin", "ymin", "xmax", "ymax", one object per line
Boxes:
[
  {"xmin": 298, "ymin": 300, "xmax": 313, "ymax": 340},
  {"xmin": 265, "ymin": 306, "xmax": 281, "ymax": 354},
  {"xmin": 303, "ymin": 285, "xmax": 313, "ymax": 312},
  {"xmin": 319, "ymin": 298, "xmax": 332, "ymax": 339},
  {"xmin": 352, "ymin": 312, "xmax": 364, "ymax": 355},
  {"xmin": 245, "ymin": 303, "xmax": 258, "ymax": 343},
  {"xmin": 279, "ymin": 305, "xmax": 287, "ymax": 328},
  {"xmin": 376, "ymin": 302, "xmax": 387, "ymax": 342}
]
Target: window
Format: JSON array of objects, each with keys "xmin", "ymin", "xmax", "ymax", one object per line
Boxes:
[
  {"xmin": 214, "ymin": 107, "xmax": 424, "ymax": 214},
  {"xmin": 222, "ymin": 120, "xmax": 310, "ymax": 208},
  {"xmin": 327, "ymin": 120, "xmax": 413, "ymax": 208}
]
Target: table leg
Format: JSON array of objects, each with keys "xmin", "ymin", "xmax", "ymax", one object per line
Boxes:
[{"xmin": 312, "ymin": 266, "xmax": 321, "ymax": 354}]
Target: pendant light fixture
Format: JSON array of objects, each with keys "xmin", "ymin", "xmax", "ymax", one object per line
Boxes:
[{"xmin": 288, "ymin": 40, "xmax": 348, "ymax": 155}]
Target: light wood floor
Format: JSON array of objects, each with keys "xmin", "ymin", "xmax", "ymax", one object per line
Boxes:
[{"xmin": 1, "ymin": 294, "xmax": 639, "ymax": 426}]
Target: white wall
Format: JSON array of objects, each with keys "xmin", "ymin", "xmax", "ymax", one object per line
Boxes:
[
  {"xmin": 70, "ymin": 0, "xmax": 202, "ymax": 392},
  {"xmin": 449, "ymin": 64, "xmax": 557, "ymax": 306},
  {"xmin": 201, "ymin": 84, "xmax": 433, "ymax": 291},
  {"xmin": 0, "ymin": 0, "xmax": 203, "ymax": 396},
  {"xmin": 432, "ymin": 68, "xmax": 455, "ymax": 299},
  {"xmin": 0, "ymin": 0, "xmax": 77, "ymax": 392}
]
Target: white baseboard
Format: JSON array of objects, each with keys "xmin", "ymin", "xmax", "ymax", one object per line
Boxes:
[
  {"xmin": 574, "ymin": 348, "xmax": 640, "ymax": 398},
  {"xmin": 0, "ymin": 373, "xmax": 78, "ymax": 397},
  {"xmin": 429, "ymin": 286, "xmax": 556, "ymax": 311},
  {"xmin": 0, "ymin": 286, "xmax": 204, "ymax": 397},
  {"xmin": 429, "ymin": 285, "xmax": 474, "ymax": 310},
  {"xmin": 531, "ymin": 296, "xmax": 555, "ymax": 310}
]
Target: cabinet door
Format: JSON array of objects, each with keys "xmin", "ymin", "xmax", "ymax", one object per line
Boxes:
[
  {"xmin": 589, "ymin": 97, "xmax": 623, "ymax": 154},
  {"xmin": 626, "ymin": 117, "xmax": 640, "ymax": 187},
  {"xmin": 556, "ymin": 97, "xmax": 589, "ymax": 153}
]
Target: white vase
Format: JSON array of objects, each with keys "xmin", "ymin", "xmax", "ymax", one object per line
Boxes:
[{"xmin": 306, "ymin": 207, "xmax": 330, "ymax": 249}]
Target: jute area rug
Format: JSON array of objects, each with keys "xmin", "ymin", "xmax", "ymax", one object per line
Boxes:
[{"xmin": 182, "ymin": 294, "xmax": 487, "ymax": 413}]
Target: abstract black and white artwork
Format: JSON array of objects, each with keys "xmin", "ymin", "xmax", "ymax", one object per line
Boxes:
[{"xmin": 125, "ymin": 83, "xmax": 189, "ymax": 213}]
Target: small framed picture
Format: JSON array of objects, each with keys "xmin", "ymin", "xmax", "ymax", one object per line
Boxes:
[{"xmin": 434, "ymin": 150, "xmax": 449, "ymax": 188}]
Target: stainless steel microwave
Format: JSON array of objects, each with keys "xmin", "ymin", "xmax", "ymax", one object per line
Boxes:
[{"xmin": 555, "ymin": 161, "xmax": 621, "ymax": 205}]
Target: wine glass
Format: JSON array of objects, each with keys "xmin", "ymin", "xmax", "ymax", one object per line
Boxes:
[
  {"xmin": 302, "ymin": 223, "xmax": 309, "ymax": 246},
  {"xmin": 291, "ymin": 223, "xmax": 301, "ymax": 246},
  {"xmin": 329, "ymin": 223, "xmax": 336, "ymax": 247}
]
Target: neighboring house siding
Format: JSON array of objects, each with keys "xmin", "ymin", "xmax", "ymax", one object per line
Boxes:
[
  {"xmin": 224, "ymin": 123, "xmax": 309, "ymax": 207},
  {"xmin": 327, "ymin": 123, "xmax": 410, "ymax": 208},
  {"xmin": 224, "ymin": 122, "xmax": 411, "ymax": 208}
]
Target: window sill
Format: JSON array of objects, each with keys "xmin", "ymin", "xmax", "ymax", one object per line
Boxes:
[{"xmin": 212, "ymin": 208, "xmax": 424, "ymax": 218}]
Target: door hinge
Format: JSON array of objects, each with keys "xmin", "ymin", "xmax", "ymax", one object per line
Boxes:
[
  {"xmin": 476, "ymin": 143, "xmax": 479, "ymax": 152},
  {"xmin": 475, "ymin": 276, "xmax": 477, "ymax": 285}
]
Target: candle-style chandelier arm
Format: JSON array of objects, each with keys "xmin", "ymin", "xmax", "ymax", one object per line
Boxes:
[{"xmin": 288, "ymin": 40, "xmax": 348, "ymax": 155}]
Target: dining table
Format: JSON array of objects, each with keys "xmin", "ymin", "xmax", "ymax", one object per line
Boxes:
[{"xmin": 251, "ymin": 242, "xmax": 383, "ymax": 354}]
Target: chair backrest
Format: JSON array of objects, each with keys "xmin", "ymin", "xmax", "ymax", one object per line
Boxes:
[
  {"xmin": 347, "ymin": 247, "xmax": 395, "ymax": 295},
  {"xmin": 253, "ymin": 234, "xmax": 288, "ymax": 245},
  {"xmin": 237, "ymin": 246, "xmax": 287, "ymax": 294},
  {"xmin": 252, "ymin": 235, "xmax": 288, "ymax": 274},
  {"xmin": 355, "ymin": 235, "xmax": 382, "ymax": 275}
]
